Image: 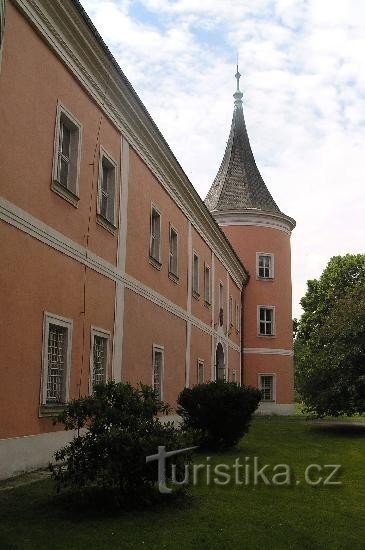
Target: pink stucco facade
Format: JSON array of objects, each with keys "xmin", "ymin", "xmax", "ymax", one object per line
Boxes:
[{"xmin": 0, "ymin": 0, "xmax": 294, "ymax": 477}]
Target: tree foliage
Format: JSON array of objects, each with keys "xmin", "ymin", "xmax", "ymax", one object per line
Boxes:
[
  {"xmin": 177, "ymin": 380, "xmax": 261, "ymax": 450},
  {"xmin": 295, "ymin": 254, "xmax": 365, "ymax": 416},
  {"xmin": 50, "ymin": 382, "xmax": 192, "ymax": 504}
]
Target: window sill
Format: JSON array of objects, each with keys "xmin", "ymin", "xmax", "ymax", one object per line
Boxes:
[
  {"xmin": 96, "ymin": 214, "xmax": 117, "ymax": 235},
  {"xmin": 168, "ymin": 271, "xmax": 179, "ymax": 284},
  {"xmin": 257, "ymin": 334, "xmax": 276, "ymax": 338},
  {"xmin": 192, "ymin": 290, "xmax": 200, "ymax": 300},
  {"xmin": 257, "ymin": 276, "xmax": 274, "ymax": 282},
  {"xmin": 261, "ymin": 400, "xmax": 276, "ymax": 403},
  {"xmin": 149, "ymin": 256, "xmax": 162, "ymax": 270},
  {"xmin": 39, "ymin": 404, "xmax": 65, "ymax": 418},
  {"xmin": 51, "ymin": 180, "xmax": 79, "ymax": 207}
]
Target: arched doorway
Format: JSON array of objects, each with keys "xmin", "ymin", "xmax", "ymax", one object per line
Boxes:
[{"xmin": 215, "ymin": 342, "xmax": 225, "ymax": 381}]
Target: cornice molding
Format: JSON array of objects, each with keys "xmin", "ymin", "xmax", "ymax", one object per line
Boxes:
[
  {"xmin": 12, "ymin": 0, "xmax": 247, "ymax": 289},
  {"xmin": 212, "ymin": 209, "xmax": 296, "ymax": 236}
]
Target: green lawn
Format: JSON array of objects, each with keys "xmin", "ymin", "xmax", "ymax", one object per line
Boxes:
[{"xmin": 0, "ymin": 417, "xmax": 364, "ymax": 549}]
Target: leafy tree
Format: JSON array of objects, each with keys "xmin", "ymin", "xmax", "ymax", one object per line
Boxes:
[{"xmin": 295, "ymin": 254, "xmax": 365, "ymax": 416}]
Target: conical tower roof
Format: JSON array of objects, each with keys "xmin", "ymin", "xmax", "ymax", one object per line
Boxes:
[{"xmin": 205, "ymin": 69, "xmax": 281, "ymax": 214}]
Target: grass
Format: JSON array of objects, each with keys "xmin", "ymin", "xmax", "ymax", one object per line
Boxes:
[{"xmin": 0, "ymin": 416, "xmax": 364, "ymax": 549}]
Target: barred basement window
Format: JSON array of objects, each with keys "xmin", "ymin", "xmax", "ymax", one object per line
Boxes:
[
  {"xmin": 52, "ymin": 103, "xmax": 82, "ymax": 206},
  {"xmin": 152, "ymin": 345, "xmax": 164, "ymax": 401},
  {"xmin": 41, "ymin": 313, "xmax": 72, "ymax": 406},
  {"xmin": 90, "ymin": 328, "xmax": 110, "ymax": 392},
  {"xmin": 259, "ymin": 375, "xmax": 275, "ymax": 401},
  {"xmin": 197, "ymin": 359, "xmax": 204, "ymax": 384},
  {"xmin": 150, "ymin": 206, "xmax": 161, "ymax": 265},
  {"xmin": 97, "ymin": 148, "xmax": 117, "ymax": 229},
  {"xmin": 257, "ymin": 253, "xmax": 274, "ymax": 279},
  {"xmin": 258, "ymin": 306, "xmax": 275, "ymax": 336},
  {"xmin": 169, "ymin": 225, "xmax": 179, "ymax": 278}
]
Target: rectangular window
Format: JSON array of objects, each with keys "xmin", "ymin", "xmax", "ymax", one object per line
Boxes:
[
  {"xmin": 192, "ymin": 251, "xmax": 199, "ymax": 296},
  {"xmin": 150, "ymin": 206, "xmax": 161, "ymax": 265},
  {"xmin": 259, "ymin": 306, "xmax": 275, "ymax": 336},
  {"xmin": 197, "ymin": 359, "xmax": 204, "ymax": 384},
  {"xmin": 235, "ymin": 302, "xmax": 240, "ymax": 332},
  {"xmin": 259, "ymin": 375, "xmax": 275, "ymax": 401},
  {"xmin": 169, "ymin": 225, "xmax": 179, "ymax": 278},
  {"xmin": 219, "ymin": 282, "xmax": 224, "ymax": 326},
  {"xmin": 229, "ymin": 296, "xmax": 233, "ymax": 327},
  {"xmin": 152, "ymin": 345, "xmax": 164, "ymax": 401},
  {"xmin": 52, "ymin": 103, "xmax": 82, "ymax": 205},
  {"xmin": 204, "ymin": 264, "xmax": 211, "ymax": 305},
  {"xmin": 41, "ymin": 313, "xmax": 72, "ymax": 405},
  {"xmin": 90, "ymin": 328, "xmax": 110, "ymax": 392},
  {"xmin": 257, "ymin": 253, "xmax": 274, "ymax": 279},
  {"xmin": 97, "ymin": 148, "xmax": 117, "ymax": 228}
]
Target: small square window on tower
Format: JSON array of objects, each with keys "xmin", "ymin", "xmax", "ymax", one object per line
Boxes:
[
  {"xmin": 257, "ymin": 253, "xmax": 274, "ymax": 279},
  {"xmin": 259, "ymin": 374, "xmax": 275, "ymax": 401},
  {"xmin": 258, "ymin": 306, "xmax": 275, "ymax": 336}
]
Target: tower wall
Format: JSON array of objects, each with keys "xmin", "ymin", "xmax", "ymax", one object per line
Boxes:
[{"xmin": 221, "ymin": 222, "xmax": 294, "ymax": 414}]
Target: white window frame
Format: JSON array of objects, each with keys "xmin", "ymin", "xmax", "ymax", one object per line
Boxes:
[
  {"xmin": 168, "ymin": 224, "xmax": 179, "ymax": 279},
  {"xmin": 97, "ymin": 146, "xmax": 118, "ymax": 230},
  {"xmin": 256, "ymin": 252, "xmax": 274, "ymax": 280},
  {"xmin": 192, "ymin": 250, "xmax": 200, "ymax": 297},
  {"xmin": 219, "ymin": 281, "xmax": 224, "ymax": 326},
  {"xmin": 89, "ymin": 327, "xmax": 111, "ymax": 393},
  {"xmin": 235, "ymin": 302, "xmax": 240, "ymax": 332},
  {"xmin": 41, "ymin": 312, "xmax": 73, "ymax": 406},
  {"xmin": 52, "ymin": 101, "xmax": 82, "ymax": 206},
  {"xmin": 204, "ymin": 263, "xmax": 211, "ymax": 305},
  {"xmin": 257, "ymin": 305, "xmax": 276, "ymax": 337},
  {"xmin": 229, "ymin": 296, "xmax": 233, "ymax": 327},
  {"xmin": 152, "ymin": 345, "xmax": 164, "ymax": 401},
  {"xmin": 197, "ymin": 358, "xmax": 205, "ymax": 384},
  {"xmin": 258, "ymin": 373, "xmax": 276, "ymax": 402},
  {"xmin": 150, "ymin": 204, "xmax": 162, "ymax": 266}
]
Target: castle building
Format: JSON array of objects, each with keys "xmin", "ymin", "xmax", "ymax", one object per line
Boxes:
[{"xmin": 0, "ymin": 0, "xmax": 295, "ymax": 479}]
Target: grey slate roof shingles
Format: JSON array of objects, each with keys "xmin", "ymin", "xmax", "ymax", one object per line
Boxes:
[{"xmin": 205, "ymin": 100, "xmax": 281, "ymax": 214}]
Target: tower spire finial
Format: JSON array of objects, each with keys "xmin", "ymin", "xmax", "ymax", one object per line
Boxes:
[{"xmin": 233, "ymin": 55, "xmax": 243, "ymax": 106}]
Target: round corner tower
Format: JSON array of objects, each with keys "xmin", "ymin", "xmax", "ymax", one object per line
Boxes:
[{"xmin": 205, "ymin": 69, "xmax": 296, "ymax": 415}]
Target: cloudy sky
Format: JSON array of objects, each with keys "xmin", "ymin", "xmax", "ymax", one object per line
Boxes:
[{"xmin": 81, "ymin": 0, "xmax": 364, "ymax": 317}]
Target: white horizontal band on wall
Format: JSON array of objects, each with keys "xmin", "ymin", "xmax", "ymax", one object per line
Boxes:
[
  {"xmin": 244, "ymin": 348, "xmax": 293, "ymax": 356},
  {"xmin": 0, "ymin": 196, "xmax": 240, "ymax": 353}
]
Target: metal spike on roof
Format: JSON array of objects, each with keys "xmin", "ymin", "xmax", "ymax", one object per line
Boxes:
[{"xmin": 205, "ymin": 68, "xmax": 281, "ymax": 214}]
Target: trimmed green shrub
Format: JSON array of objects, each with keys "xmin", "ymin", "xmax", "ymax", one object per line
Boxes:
[
  {"xmin": 50, "ymin": 382, "xmax": 192, "ymax": 504},
  {"xmin": 178, "ymin": 380, "xmax": 261, "ymax": 450}
]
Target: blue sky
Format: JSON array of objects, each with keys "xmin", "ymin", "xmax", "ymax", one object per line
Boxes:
[{"xmin": 81, "ymin": 0, "xmax": 365, "ymax": 317}]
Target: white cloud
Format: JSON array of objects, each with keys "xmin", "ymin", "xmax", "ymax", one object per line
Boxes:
[{"xmin": 81, "ymin": 0, "xmax": 365, "ymax": 317}]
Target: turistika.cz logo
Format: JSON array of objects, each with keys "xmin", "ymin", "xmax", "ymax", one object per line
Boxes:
[{"xmin": 146, "ymin": 446, "xmax": 342, "ymax": 494}]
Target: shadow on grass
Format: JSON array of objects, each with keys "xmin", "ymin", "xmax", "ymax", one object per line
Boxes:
[{"xmin": 309, "ymin": 424, "xmax": 365, "ymax": 438}]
